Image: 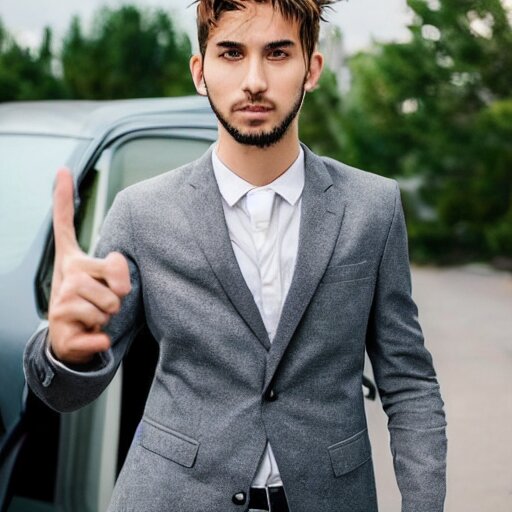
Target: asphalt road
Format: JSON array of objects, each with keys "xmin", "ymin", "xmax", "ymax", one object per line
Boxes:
[{"xmin": 364, "ymin": 264, "xmax": 512, "ymax": 512}]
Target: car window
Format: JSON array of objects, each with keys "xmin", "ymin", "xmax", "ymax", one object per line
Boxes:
[
  {"xmin": 0, "ymin": 135, "xmax": 81, "ymax": 275},
  {"xmin": 105, "ymin": 136, "xmax": 212, "ymax": 212}
]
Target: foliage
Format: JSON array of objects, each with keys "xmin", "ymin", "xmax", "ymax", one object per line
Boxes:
[
  {"xmin": 61, "ymin": 6, "xmax": 194, "ymax": 99},
  {"xmin": 0, "ymin": 23, "xmax": 66, "ymax": 101},
  {"xmin": 300, "ymin": 68, "xmax": 345, "ymax": 159},
  {"xmin": 337, "ymin": 0, "xmax": 512, "ymax": 264},
  {"xmin": 0, "ymin": 5, "xmax": 194, "ymax": 102}
]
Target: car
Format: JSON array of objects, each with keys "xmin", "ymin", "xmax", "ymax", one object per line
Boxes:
[
  {"xmin": 0, "ymin": 97, "xmax": 376, "ymax": 512},
  {"xmin": 0, "ymin": 96, "xmax": 219, "ymax": 512}
]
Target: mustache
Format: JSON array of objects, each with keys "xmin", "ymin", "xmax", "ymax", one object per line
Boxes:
[{"xmin": 232, "ymin": 99, "xmax": 275, "ymax": 111}]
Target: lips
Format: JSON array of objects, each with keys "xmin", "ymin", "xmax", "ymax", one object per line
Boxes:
[
  {"xmin": 241, "ymin": 105, "xmax": 272, "ymax": 112},
  {"xmin": 235, "ymin": 102, "xmax": 274, "ymax": 113}
]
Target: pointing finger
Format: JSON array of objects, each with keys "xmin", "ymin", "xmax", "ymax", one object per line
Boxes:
[{"xmin": 53, "ymin": 168, "xmax": 79, "ymax": 257}]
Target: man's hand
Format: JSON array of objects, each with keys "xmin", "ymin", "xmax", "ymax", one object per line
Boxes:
[{"xmin": 48, "ymin": 169, "xmax": 132, "ymax": 365}]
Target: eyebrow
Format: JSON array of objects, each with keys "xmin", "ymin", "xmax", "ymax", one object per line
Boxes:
[
  {"xmin": 265, "ymin": 40, "xmax": 295, "ymax": 51},
  {"xmin": 216, "ymin": 39, "xmax": 296, "ymax": 50}
]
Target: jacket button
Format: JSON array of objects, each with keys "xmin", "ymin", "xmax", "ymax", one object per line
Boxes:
[
  {"xmin": 232, "ymin": 492, "xmax": 246, "ymax": 505},
  {"xmin": 266, "ymin": 389, "xmax": 278, "ymax": 401}
]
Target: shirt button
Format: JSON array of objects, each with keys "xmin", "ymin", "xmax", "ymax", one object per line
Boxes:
[
  {"xmin": 266, "ymin": 389, "xmax": 278, "ymax": 401},
  {"xmin": 232, "ymin": 492, "xmax": 247, "ymax": 505}
]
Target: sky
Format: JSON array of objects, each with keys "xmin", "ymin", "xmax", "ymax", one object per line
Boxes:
[{"xmin": 0, "ymin": 0, "xmax": 414, "ymax": 55}]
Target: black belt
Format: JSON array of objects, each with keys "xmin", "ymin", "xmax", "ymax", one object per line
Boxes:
[{"xmin": 247, "ymin": 486, "xmax": 289, "ymax": 512}]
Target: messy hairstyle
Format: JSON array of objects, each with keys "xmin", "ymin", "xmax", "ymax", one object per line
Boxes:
[{"xmin": 193, "ymin": 0, "xmax": 339, "ymax": 63}]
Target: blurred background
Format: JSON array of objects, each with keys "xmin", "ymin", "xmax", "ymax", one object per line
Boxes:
[{"xmin": 1, "ymin": 0, "xmax": 511, "ymax": 510}]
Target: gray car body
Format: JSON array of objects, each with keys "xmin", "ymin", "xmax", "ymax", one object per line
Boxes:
[{"xmin": 0, "ymin": 96, "xmax": 218, "ymax": 511}]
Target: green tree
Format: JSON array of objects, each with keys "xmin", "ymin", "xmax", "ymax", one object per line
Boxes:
[
  {"xmin": 0, "ymin": 21, "xmax": 65, "ymax": 101},
  {"xmin": 300, "ymin": 67, "xmax": 345, "ymax": 159},
  {"xmin": 339, "ymin": 0, "xmax": 512, "ymax": 264},
  {"xmin": 61, "ymin": 5, "xmax": 194, "ymax": 99}
]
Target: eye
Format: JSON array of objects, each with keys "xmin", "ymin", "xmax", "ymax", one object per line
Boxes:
[
  {"xmin": 268, "ymin": 49, "xmax": 288, "ymax": 60},
  {"xmin": 221, "ymin": 49, "xmax": 242, "ymax": 60}
]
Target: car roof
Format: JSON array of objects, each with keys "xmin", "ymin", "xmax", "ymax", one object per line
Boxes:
[{"xmin": 0, "ymin": 96, "xmax": 216, "ymax": 138}]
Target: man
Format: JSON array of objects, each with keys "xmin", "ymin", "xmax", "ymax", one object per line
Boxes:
[{"xmin": 24, "ymin": 1, "xmax": 447, "ymax": 511}]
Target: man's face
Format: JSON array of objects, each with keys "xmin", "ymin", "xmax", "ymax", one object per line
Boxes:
[{"xmin": 192, "ymin": 3, "xmax": 315, "ymax": 148}]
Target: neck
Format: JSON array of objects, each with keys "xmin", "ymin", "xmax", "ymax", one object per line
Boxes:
[{"xmin": 216, "ymin": 124, "xmax": 301, "ymax": 186}]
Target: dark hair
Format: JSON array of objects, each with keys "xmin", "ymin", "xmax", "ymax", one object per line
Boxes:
[{"xmin": 193, "ymin": 0, "xmax": 338, "ymax": 63}]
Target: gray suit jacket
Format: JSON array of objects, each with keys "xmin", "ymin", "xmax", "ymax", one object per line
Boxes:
[{"xmin": 24, "ymin": 144, "xmax": 447, "ymax": 512}]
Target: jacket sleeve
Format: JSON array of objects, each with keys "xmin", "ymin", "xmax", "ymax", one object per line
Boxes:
[
  {"xmin": 23, "ymin": 190, "xmax": 144, "ymax": 413},
  {"xmin": 365, "ymin": 182, "xmax": 447, "ymax": 512}
]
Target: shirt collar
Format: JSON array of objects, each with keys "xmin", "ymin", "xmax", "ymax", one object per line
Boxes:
[{"xmin": 212, "ymin": 146, "xmax": 305, "ymax": 207}]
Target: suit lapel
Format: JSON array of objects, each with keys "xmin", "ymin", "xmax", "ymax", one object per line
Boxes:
[
  {"xmin": 179, "ymin": 148, "xmax": 271, "ymax": 350},
  {"xmin": 264, "ymin": 146, "xmax": 346, "ymax": 390}
]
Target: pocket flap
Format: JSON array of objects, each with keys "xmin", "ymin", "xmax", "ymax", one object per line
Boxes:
[
  {"xmin": 328, "ymin": 428, "xmax": 371, "ymax": 477},
  {"xmin": 321, "ymin": 261, "xmax": 371, "ymax": 284},
  {"xmin": 141, "ymin": 418, "xmax": 199, "ymax": 468}
]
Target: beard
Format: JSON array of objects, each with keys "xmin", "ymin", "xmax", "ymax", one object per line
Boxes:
[{"xmin": 205, "ymin": 84, "xmax": 305, "ymax": 149}]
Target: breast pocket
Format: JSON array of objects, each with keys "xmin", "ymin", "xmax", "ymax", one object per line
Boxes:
[
  {"xmin": 140, "ymin": 417, "xmax": 200, "ymax": 468},
  {"xmin": 321, "ymin": 261, "xmax": 372, "ymax": 284}
]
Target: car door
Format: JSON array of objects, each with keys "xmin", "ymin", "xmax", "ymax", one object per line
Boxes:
[{"xmin": 4, "ymin": 129, "xmax": 216, "ymax": 512}]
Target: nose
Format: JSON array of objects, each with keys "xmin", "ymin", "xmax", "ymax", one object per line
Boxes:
[{"xmin": 241, "ymin": 57, "xmax": 268, "ymax": 97}]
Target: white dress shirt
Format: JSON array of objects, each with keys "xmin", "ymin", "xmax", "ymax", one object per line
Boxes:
[{"xmin": 212, "ymin": 147, "xmax": 304, "ymax": 488}]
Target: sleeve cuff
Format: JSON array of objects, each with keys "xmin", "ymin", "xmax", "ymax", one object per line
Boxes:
[{"xmin": 45, "ymin": 332, "xmax": 111, "ymax": 373}]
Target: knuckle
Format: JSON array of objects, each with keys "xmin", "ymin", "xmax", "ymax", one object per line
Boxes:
[
  {"xmin": 49, "ymin": 299, "xmax": 71, "ymax": 321},
  {"xmin": 60, "ymin": 270, "xmax": 88, "ymax": 298},
  {"xmin": 98, "ymin": 311, "xmax": 111, "ymax": 325},
  {"xmin": 48, "ymin": 308, "xmax": 60, "ymax": 324},
  {"xmin": 58, "ymin": 282, "xmax": 76, "ymax": 302},
  {"xmin": 63, "ymin": 273, "xmax": 81, "ymax": 290},
  {"xmin": 118, "ymin": 281, "xmax": 132, "ymax": 297},
  {"xmin": 107, "ymin": 252, "xmax": 129, "ymax": 272},
  {"xmin": 107, "ymin": 298, "xmax": 121, "ymax": 314},
  {"xmin": 85, "ymin": 306, "xmax": 106, "ymax": 325},
  {"xmin": 109, "ymin": 251, "xmax": 126, "ymax": 263},
  {"xmin": 61, "ymin": 253, "xmax": 80, "ymax": 273}
]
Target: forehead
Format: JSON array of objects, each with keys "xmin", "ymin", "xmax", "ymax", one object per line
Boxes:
[{"xmin": 208, "ymin": 2, "xmax": 300, "ymax": 46}]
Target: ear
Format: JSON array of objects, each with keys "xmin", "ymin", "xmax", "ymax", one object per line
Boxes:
[
  {"xmin": 304, "ymin": 51, "xmax": 324, "ymax": 92},
  {"xmin": 190, "ymin": 54, "xmax": 208, "ymax": 96}
]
